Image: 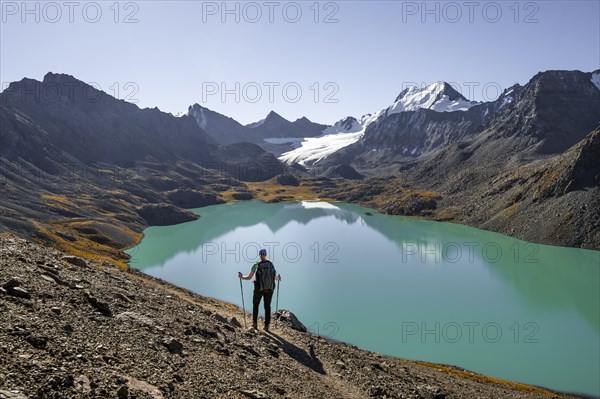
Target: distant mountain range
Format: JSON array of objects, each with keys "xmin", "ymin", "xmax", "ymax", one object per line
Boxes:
[
  {"xmin": 0, "ymin": 73, "xmax": 284, "ymax": 257},
  {"xmin": 186, "ymin": 105, "xmax": 327, "ymax": 145},
  {"xmin": 1, "ymin": 69, "xmax": 598, "ymax": 250},
  {"xmin": 182, "ymin": 70, "xmax": 599, "ymax": 172}
]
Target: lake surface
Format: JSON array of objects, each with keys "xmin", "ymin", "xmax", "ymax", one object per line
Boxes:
[{"xmin": 126, "ymin": 201, "xmax": 600, "ymax": 397}]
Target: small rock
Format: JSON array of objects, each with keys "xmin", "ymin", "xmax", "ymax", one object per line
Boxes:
[
  {"xmin": 116, "ymin": 385, "xmax": 129, "ymax": 398},
  {"xmin": 240, "ymin": 389, "xmax": 267, "ymax": 399},
  {"xmin": 51, "ymin": 307, "xmax": 61, "ymax": 315},
  {"xmin": 371, "ymin": 361, "xmax": 385, "ymax": 371},
  {"xmin": 0, "ymin": 390, "xmax": 29, "ymax": 399},
  {"xmin": 116, "ymin": 293, "xmax": 132, "ymax": 303},
  {"xmin": 229, "ymin": 317, "xmax": 242, "ymax": 328},
  {"xmin": 26, "ymin": 335, "xmax": 48, "ymax": 349},
  {"xmin": 266, "ymin": 347, "xmax": 279, "ymax": 358},
  {"xmin": 40, "ymin": 275, "xmax": 57, "ymax": 284},
  {"xmin": 112, "ymin": 375, "xmax": 128, "ymax": 385},
  {"xmin": 75, "ymin": 375, "xmax": 91, "ymax": 394},
  {"xmin": 62, "ymin": 256, "xmax": 88, "ymax": 268},
  {"xmin": 173, "ymin": 374, "xmax": 184, "ymax": 383},
  {"xmin": 211, "ymin": 313, "xmax": 228, "ymax": 324},
  {"xmin": 222, "ymin": 324, "xmax": 236, "ymax": 333},
  {"xmin": 42, "ymin": 272, "xmax": 69, "ymax": 286},
  {"xmin": 335, "ymin": 360, "xmax": 346, "ymax": 369},
  {"xmin": 162, "ymin": 338, "xmax": 183, "ymax": 354},
  {"xmin": 193, "ymin": 327, "xmax": 219, "ymax": 339},
  {"xmin": 84, "ymin": 292, "xmax": 112, "ymax": 317},
  {"xmin": 7, "ymin": 287, "xmax": 31, "ymax": 299},
  {"xmin": 3, "ymin": 277, "xmax": 22, "ymax": 289}
]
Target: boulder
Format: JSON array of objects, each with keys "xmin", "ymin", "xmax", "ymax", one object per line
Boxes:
[
  {"xmin": 274, "ymin": 310, "xmax": 307, "ymax": 332},
  {"xmin": 62, "ymin": 256, "xmax": 88, "ymax": 268}
]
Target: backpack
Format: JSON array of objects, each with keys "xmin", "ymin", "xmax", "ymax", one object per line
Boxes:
[{"xmin": 255, "ymin": 260, "xmax": 276, "ymax": 293}]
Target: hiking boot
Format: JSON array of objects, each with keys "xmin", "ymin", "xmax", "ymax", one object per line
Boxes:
[
  {"xmin": 264, "ymin": 324, "xmax": 270, "ymax": 332},
  {"xmin": 252, "ymin": 321, "xmax": 258, "ymax": 330}
]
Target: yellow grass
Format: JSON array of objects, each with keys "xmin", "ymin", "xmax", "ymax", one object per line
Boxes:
[{"xmin": 412, "ymin": 361, "xmax": 560, "ymax": 397}]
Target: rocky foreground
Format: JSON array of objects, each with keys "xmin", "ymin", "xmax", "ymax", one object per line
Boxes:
[{"xmin": 0, "ymin": 234, "xmax": 584, "ymax": 399}]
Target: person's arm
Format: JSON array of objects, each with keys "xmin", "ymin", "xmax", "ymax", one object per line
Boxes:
[
  {"xmin": 238, "ymin": 270, "xmax": 255, "ymax": 280},
  {"xmin": 238, "ymin": 264, "xmax": 256, "ymax": 280}
]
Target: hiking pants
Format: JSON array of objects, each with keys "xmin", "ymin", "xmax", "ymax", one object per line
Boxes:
[{"xmin": 252, "ymin": 288, "xmax": 274, "ymax": 326}]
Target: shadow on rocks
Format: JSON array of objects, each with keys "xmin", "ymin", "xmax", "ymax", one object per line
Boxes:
[{"xmin": 263, "ymin": 331, "xmax": 325, "ymax": 375}]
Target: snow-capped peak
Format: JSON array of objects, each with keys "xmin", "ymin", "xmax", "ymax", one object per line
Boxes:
[
  {"xmin": 320, "ymin": 116, "xmax": 362, "ymax": 135},
  {"xmin": 388, "ymin": 82, "xmax": 476, "ymax": 114}
]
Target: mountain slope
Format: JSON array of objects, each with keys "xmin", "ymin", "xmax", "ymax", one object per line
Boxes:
[
  {"xmin": 1, "ymin": 73, "xmax": 216, "ymax": 166},
  {"xmin": 246, "ymin": 111, "xmax": 328, "ymax": 139},
  {"xmin": 0, "ymin": 73, "xmax": 284, "ymax": 263},
  {"xmin": 187, "ymin": 103, "xmax": 249, "ymax": 145},
  {"xmin": 323, "ymin": 83, "xmax": 523, "ymax": 168},
  {"xmin": 468, "ymin": 69, "xmax": 600, "ymax": 160}
]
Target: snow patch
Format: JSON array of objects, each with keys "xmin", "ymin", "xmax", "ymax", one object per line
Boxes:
[
  {"xmin": 591, "ymin": 72, "xmax": 600, "ymax": 91},
  {"xmin": 499, "ymin": 95, "xmax": 513, "ymax": 109},
  {"xmin": 198, "ymin": 108, "xmax": 207, "ymax": 129},
  {"xmin": 279, "ymin": 130, "xmax": 364, "ymax": 166}
]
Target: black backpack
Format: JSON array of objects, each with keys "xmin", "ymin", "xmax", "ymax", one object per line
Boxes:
[{"xmin": 255, "ymin": 260, "xmax": 276, "ymax": 293}]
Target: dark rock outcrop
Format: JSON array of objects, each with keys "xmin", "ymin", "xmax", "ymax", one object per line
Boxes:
[
  {"xmin": 276, "ymin": 172, "xmax": 300, "ymax": 186},
  {"xmin": 246, "ymin": 111, "xmax": 327, "ymax": 139},
  {"xmin": 136, "ymin": 204, "xmax": 199, "ymax": 226},
  {"xmin": 167, "ymin": 189, "xmax": 223, "ymax": 209},
  {"xmin": 321, "ymin": 164, "xmax": 364, "ymax": 180}
]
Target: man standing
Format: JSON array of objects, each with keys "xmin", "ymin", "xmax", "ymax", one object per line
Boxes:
[{"xmin": 238, "ymin": 248, "xmax": 281, "ymax": 331}]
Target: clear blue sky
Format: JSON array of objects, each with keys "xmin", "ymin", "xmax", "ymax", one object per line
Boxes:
[{"xmin": 1, "ymin": 0, "xmax": 599, "ymax": 125}]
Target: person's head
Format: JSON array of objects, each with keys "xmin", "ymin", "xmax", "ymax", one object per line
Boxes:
[{"xmin": 259, "ymin": 248, "xmax": 267, "ymax": 260}]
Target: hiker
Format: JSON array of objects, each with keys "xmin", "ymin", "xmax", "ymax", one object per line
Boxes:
[{"xmin": 238, "ymin": 248, "xmax": 281, "ymax": 331}]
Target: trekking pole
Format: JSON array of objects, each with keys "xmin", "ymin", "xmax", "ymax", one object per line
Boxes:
[
  {"xmin": 239, "ymin": 276, "xmax": 247, "ymax": 329},
  {"xmin": 275, "ymin": 275, "xmax": 280, "ymax": 327}
]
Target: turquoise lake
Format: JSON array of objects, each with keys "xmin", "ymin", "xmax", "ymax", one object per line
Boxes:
[{"xmin": 125, "ymin": 201, "xmax": 600, "ymax": 397}]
